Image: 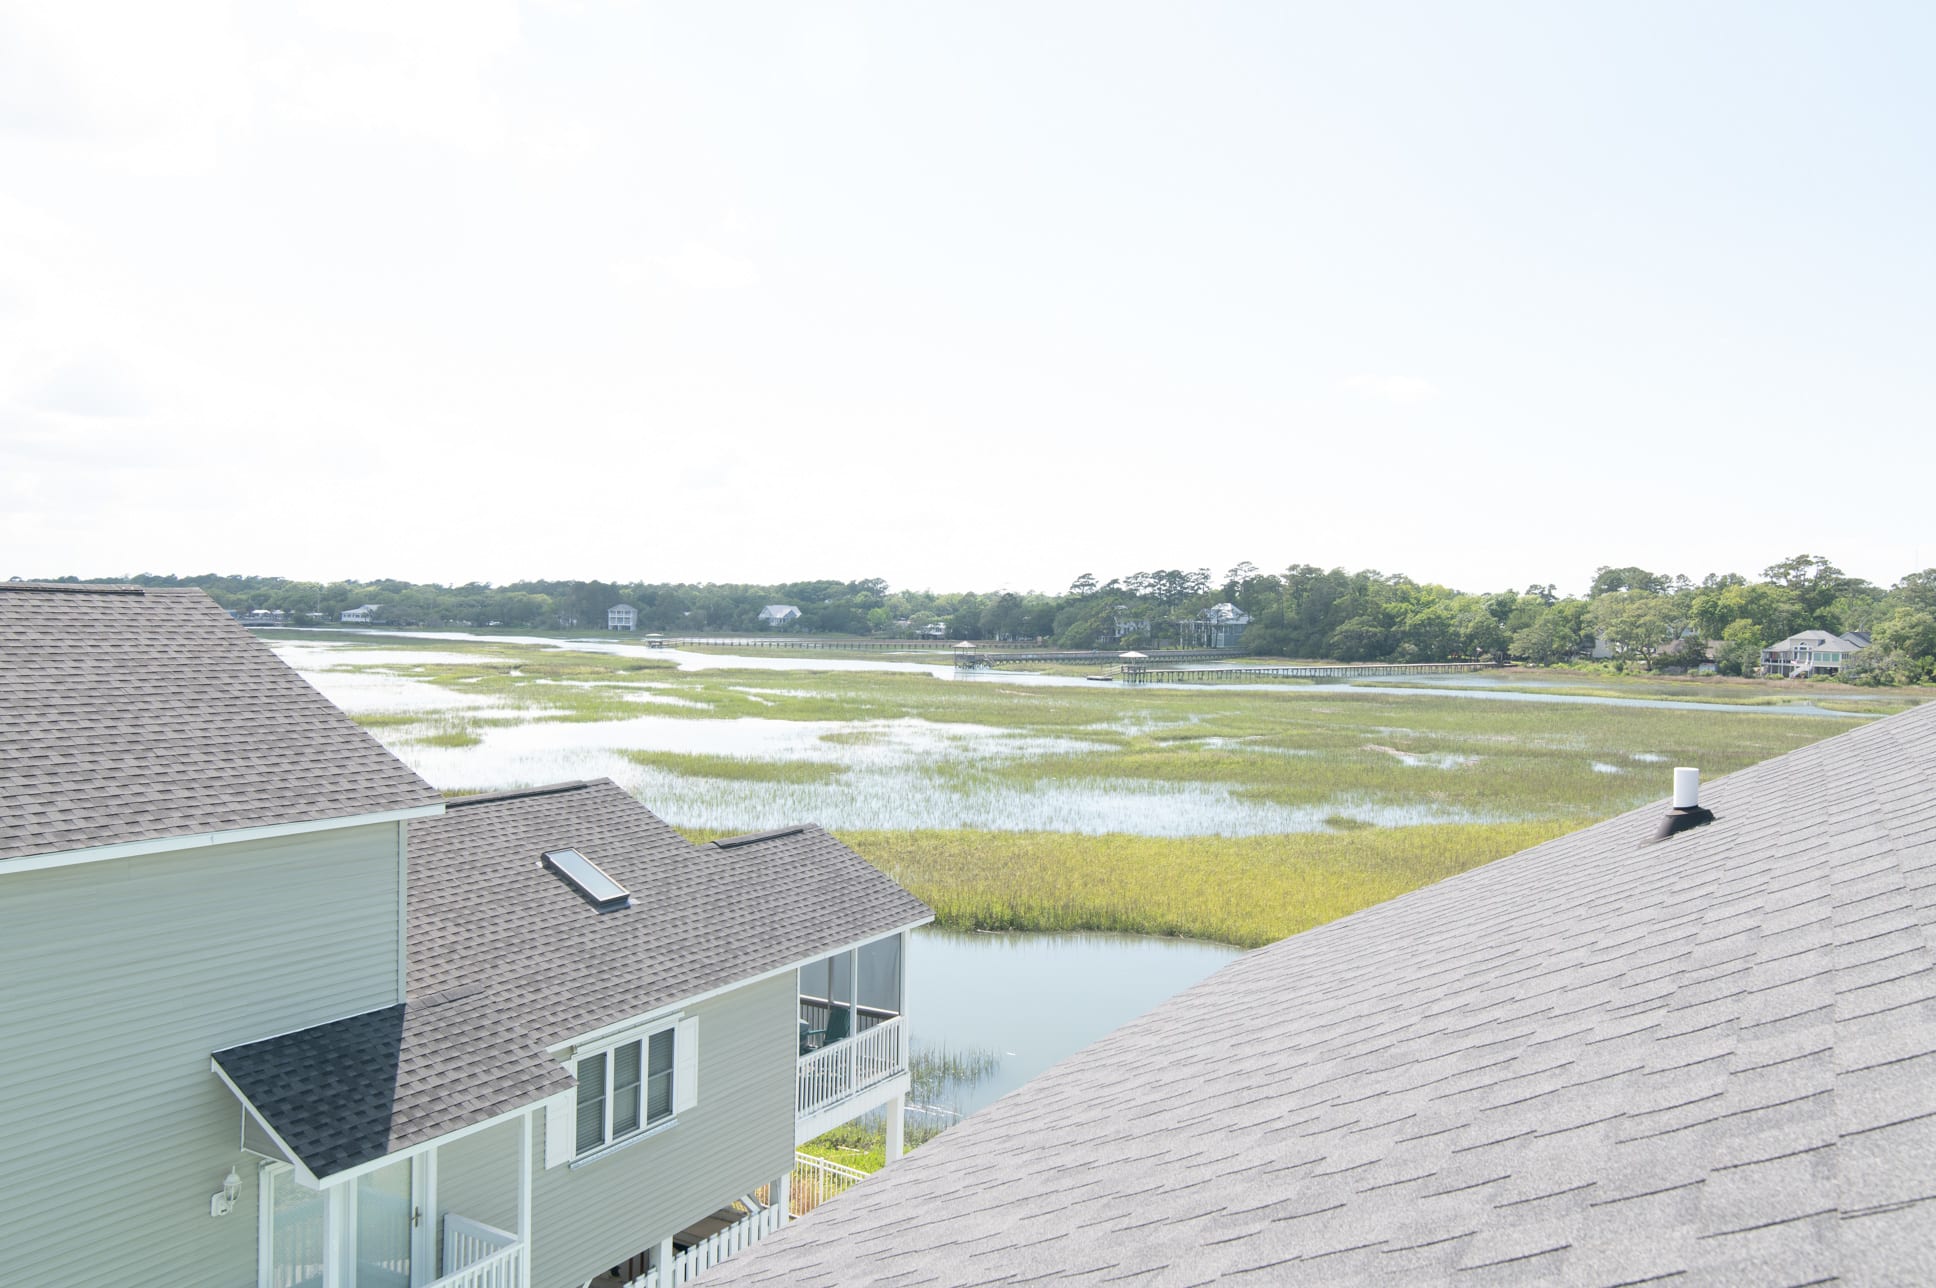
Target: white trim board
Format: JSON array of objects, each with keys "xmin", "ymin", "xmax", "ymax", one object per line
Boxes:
[
  {"xmin": 2, "ymin": 803, "xmax": 446, "ymax": 875},
  {"xmin": 547, "ymin": 915, "xmax": 933, "ymax": 1057}
]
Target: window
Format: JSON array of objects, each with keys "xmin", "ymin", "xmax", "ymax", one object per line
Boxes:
[{"xmin": 576, "ymin": 1027, "xmax": 677, "ymax": 1154}]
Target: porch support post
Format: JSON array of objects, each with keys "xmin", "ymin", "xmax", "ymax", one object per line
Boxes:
[
  {"xmin": 776, "ymin": 1172, "xmax": 791, "ymax": 1222},
  {"xmin": 519, "ymin": 1108, "xmax": 534, "ymax": 1288},
  {"xmin": 847, "ymin": 947, "xmax": 858, "ymax": 1036},
  {"xmin": 658, "ymin": 1236, "xmax": 676, "ymax": 1280},
  {"xmin": 884, "ymin": 1091, "xmax": 905, "ymax": 1164}
]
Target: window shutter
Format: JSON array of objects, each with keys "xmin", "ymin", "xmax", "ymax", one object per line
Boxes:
[
  {"xmin": 674, "ymin": 1017, "xmax": 700, "ymax": 1115},
  {"xmin": 543, "ymin": 1092, "xmax": 575, "ymax": 1169}
]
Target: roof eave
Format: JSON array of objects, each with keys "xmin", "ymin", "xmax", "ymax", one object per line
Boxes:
[{"xmin": 2, "ymin": 801, "xmax": 446, "ymax": 876}]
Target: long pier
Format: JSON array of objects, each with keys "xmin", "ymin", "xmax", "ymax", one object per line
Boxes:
[
  {"xmin": 954, "ymin": 648, "xmax": 1241, "ymax": 670},
  {"xmin": 1121, "ymin": 661, "xmax": 1496, "ymax": 684},
  {"xmin": 648, "ymin": 636, "xmax": 950, "ymax": 651}
]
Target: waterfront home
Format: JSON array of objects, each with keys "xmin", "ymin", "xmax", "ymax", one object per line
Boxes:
[
  {"xmin": 1182, "ymin": 602, "xmax": 1251, "ymax": 649},
  {"xmin": 608, "ymin": 602, "xmax": 639, "ymax": 631},
  {"xmin": 0, "ymin": 583, "xmax": 930, "ymax": 1288},
  {"xmin": 1761, "ymin": 628, "xmax": 1870, "ymax": 677},
  {"xmin": 342, "ymin": 603, "xmax": 384, "ymax": 623},
  {"xmin": 757, "ymin": 605, "xmax": 801, "ymax": 629},
  {"xmin": 711, "ymin": 701, "xmax": 1936, "ymax": 1286}
]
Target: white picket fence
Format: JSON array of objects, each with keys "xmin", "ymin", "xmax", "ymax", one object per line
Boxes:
[
  {"xmin": 622, "ymin": 1203, "xmax": 785, "ymax": 1288},
  {"xmin": 797, "ymin": 1015, "xmax": 907, "ymax": 1119},
  {"xmin": 790, "ymin": 1152, "xmax": 868, "ymax": 1218},
  {"xmin": 430, "ymin": 1215, "xmax": 524, "ymax": 1288}
]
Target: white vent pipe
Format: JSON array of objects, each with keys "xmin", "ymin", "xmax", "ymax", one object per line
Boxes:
[{"xmin": 1673, "ymin": 767, "xmax": 1700, "ymax": 809}]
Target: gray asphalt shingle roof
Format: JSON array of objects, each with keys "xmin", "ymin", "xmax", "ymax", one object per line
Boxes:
[
  {"xmin": 0, "ymin": 583, "xmax": 439, "ymax": 861},
  {"xmin": 216, "ymin": 779, "xmax": 931, "ymax": 1179},
  {"xmin": 711, "ymin": 700, "xmax": 1936, "ymax": 1287}
]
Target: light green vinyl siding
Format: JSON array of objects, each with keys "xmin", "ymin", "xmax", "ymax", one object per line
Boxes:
[
  {"xmin": 0, "ymin": 822, "xmax": 405, "ymax": 1288},
  {"xmin": 529, "ymin": 973, "xmax": 797, "ymax": 1288},
  {"xmin": 436, "ymin": 1116, "xmax": 524, "ymax": 1243}
]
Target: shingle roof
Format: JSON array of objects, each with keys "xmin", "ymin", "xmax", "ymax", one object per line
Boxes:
[
  {"xmin": 711, "ymin": 701, "xmax": 1936, "ymax": 1287},
  {"xmin": 213, "ymin": 991, "xmax": 574, "ymax": 1179},
  {"xmin": 217, "ymin": 779, "xmax": 931, "ymax": 1179},
  {"xmin": 0, "ymin": 584, "xmax": 439, "ymax": 861}
]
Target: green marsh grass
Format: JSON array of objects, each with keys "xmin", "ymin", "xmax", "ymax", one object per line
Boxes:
[
  {"xmin": 831, "ymin": 823, "xmax": 1579, "ymax": 948},
  {"xmin": 621, "ymin": 750, "xmax": 845, "ymax": 784}
]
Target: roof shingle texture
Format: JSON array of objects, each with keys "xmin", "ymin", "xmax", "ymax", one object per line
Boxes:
[
  {"xmin": 0, "ymin": 584, "xmax": 439, "ymax": 860},
  {"xmin": 218, "ymin": 779, "xmax": 931, "ymax": 1178},
  {"xmin": 710, "ymin": 700, "xmax": 1936, "ymax": 1287}
]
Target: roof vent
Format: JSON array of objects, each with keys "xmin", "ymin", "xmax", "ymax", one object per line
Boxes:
[
  {"xmin": 542, "ymin": 848, "xmax": 633, "ymax": 910},
  {"xmin": 1654, "ymin": 767, "xmax": 1715, "ymax": 841}
]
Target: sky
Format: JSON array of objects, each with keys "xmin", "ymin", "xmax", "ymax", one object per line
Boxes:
[{"xmin": 2, "ymin": 2, "xmax": 1931, "ymax": 597}]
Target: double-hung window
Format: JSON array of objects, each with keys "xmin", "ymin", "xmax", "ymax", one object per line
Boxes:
[{"xmin": 576, "ymin": 1027, "xmax": 677, "ymax": 1154}]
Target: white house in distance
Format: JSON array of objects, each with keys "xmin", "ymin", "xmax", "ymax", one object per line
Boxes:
[
  {"xmin": 608, "ymin": 603, "xmax": 638, "ymax": 631},
  {"xmin": 757, "ymin": 605, "xmax": 801, "ymax": 629},
  {"xmin": 341, "ymin": 603, "xmax": 382, "ymax": 623},
  {"xmin": 1761, "ymin": 628, "xmax": 1870, "ymax": 677},
  {"xmin": 0, "ymin": 583, "xmax": 931, "ymax": 1288},
  {"xmin": 1181, "ymin": 602, "xmax": 1251, "ymax": 649}
]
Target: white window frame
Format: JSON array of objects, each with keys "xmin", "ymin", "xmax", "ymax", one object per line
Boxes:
[{"xmin": 570, "ymin": 1016, "xmax": 680, "ymax": 1165}]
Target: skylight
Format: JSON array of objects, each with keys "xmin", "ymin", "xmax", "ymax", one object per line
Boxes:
[{"xmin": 542, "ymin": 848, "xmax": 632, "ymax": 910}]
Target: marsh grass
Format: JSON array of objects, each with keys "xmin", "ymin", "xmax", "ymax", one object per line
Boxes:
[
  {"xmin": 831, "ymin": 822, "xmax": 1580, "ymax": 948},
  {"xmin": 621, "ymin": 750, "xmax": 846, "ymax": 784}
]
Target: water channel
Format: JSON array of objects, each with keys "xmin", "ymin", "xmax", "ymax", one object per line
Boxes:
[{"xmin": 904, "ymin": 928, "xmax": 1241, "ymax": 1123}]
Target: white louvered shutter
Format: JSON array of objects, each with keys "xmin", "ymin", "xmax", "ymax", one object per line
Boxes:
[
  {"xmin": 543, "ymin": 1091, "xmax": 575, "ymax": 1168},
  {"xmin": 674, "ymin": 1016, "xmax": 700, "ymax": 1115}
]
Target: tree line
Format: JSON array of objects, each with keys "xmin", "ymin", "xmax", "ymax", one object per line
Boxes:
[{"xmin": 59, "ymin": 553, "xmax": 1936, "ymax": 685}]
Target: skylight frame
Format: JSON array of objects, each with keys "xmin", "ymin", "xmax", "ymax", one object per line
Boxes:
[{"xmin": 542, "ymin": 847, "xmax": 633, "ymax": 910}]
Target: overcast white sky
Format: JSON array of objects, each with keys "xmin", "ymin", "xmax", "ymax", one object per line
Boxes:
[{"xmin": 2, "ymin": 2, "xmax": 1931, "ymax": 596}]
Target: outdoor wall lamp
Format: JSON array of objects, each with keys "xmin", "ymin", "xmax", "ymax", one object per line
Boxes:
[{"xmin": 210, "ymin": 1167, "xmax": 241, "ymax": 1217}]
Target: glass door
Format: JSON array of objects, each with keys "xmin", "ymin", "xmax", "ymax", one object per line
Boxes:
[{"xmin": 351, "ymin": 1157, "xmax": 415, "ymax": 1288}]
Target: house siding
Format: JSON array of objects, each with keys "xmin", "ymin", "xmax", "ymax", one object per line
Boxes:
[
  {"xmin": 0, "ymin": 822, "xmax": 405, "ymax": 1288},
  {"xmin": 529, "ymin": 973, "xmax": 797, "ymax": 1288},
  {"xmin": 437, "ymin": 1116, "xmax": 525, "ymax": 1246}
]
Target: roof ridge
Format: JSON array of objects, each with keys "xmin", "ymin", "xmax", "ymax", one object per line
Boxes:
[
  {"xmin": 0, "ymin": 582, "xmax": 146, "ymax": 595},
  {"xmin": 711, "ymin": 825, "xmax": 810, "ymax": 849},
  {"xmin": 441, "ymin": 781, "xmax": 598, "ymax": 809}
]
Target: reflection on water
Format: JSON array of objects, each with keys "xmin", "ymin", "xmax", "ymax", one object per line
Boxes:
[{"xmin": 906, "ymin": 927, "xmax": 1241, "ymax": 1121}]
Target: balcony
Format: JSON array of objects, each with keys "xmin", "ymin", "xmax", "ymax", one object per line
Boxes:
[{"xmin": 795, "ymin": 933, "xmax": 910, "ymax": 1143}]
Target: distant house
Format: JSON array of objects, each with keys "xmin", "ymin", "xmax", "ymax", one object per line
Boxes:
[
  {"xmin": 918, "ymin": 622, "xmax": 947, "ymax": 639},
  {"xmin": 608, "ymin": 603, "xmax": 638, "ymax": 631},
  {"xmin": 1111, "ymin": 609, "xmax": 1150, "ymax": 641},
  {"xmin": 758, "ymin": 605, "xmax": 802, "ymax": 630},
  {"xmin": 340, "ymin": 603, "xmax": 382, "ymax": 623},
  {"xmin": 1183, "ymin": 602, "xmax": 1251, "ymax": 649},
  {"xmin": 1761, "ymin": 629, "xmax": 1869, "ymax": 677}
]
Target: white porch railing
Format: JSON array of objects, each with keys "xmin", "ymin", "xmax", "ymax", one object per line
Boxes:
[
  {"xmin": 790, "ymin": 1152, "xmax": 867, "ymax": 1218},
  {"xmin": 622, "ymin": 1203, "xmax": 785, "ymax": 1288},
  {"xmin": 430, "ymin": 1215, "xmax": 524, "ymax": 1288},
  {"xmin": 797, "ymin": 1015, "xmax": 907, "ymax": 1120}
]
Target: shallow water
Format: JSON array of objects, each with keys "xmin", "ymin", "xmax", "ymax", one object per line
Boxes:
[
  {"xmin": 905, "ymin": 927, "xmax": 1241, "ymax": 1121},
  {"xmin": 278, "ymin": 630, "xmax": 1868, "ymax": 717}
]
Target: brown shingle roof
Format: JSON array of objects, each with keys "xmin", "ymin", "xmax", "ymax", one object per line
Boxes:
[{"xmin": 0, "ymin": 584, "xmax": 440, "ymax": 861}]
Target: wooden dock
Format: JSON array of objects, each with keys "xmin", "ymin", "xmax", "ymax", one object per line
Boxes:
[
  {"xmin": 954, "ymin": 648, "xmax": 1241, "ymax": 670},
  {"xmin": 1120, "ymin": 661, "xmax": 1496, "ymax": 684}
]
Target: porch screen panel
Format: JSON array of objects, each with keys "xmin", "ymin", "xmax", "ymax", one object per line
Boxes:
[
  {"xmin": 268, "ymin": 1168, "xmax": 326, "ymax": 1288},
  {"xmin": 355, "ymin": 1158, "xmax": 413, "ymax": 1286},
  {"xmin": 858, "ymin": 936, "xmax": 902, "ymax": 1014}
]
